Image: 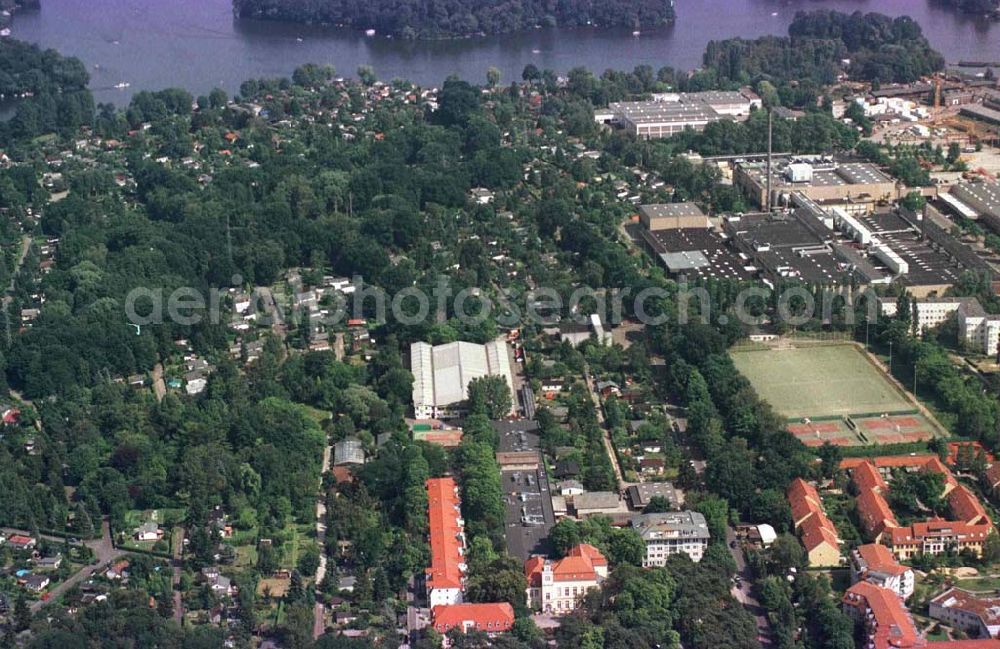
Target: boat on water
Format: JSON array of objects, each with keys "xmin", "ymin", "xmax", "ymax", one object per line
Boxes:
[
  {"xmin": 632, "ymin": 30, "xmax": 640, "ymax": 36},
  {"xmin": 365, "ymin": 28, "xmax": 376, "ymax": 37},
  {"xmin": 0, "ymin": 28, "xmax": 11, "ymax": 38},
  {"xmin": 114, "ymin": 82, "xmax": 130, "ymax": 89}
]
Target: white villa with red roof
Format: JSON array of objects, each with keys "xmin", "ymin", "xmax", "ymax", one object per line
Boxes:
[{"xmin": 524, "ymin": 543, "xmax": 608, "ymax": 614}]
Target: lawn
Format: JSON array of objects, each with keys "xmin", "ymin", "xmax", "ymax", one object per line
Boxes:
[
  {"xmin": 731, "ymin": 343, "xmax": 912, "ymax": 420},
  {"xmin": 954, "ymin": 576, "xmax": 1000, "ymax": 592},
  {"xmin": 277, "ymin": 523, "xmax": 314, "ymax": 571},
  {"xmin": 119, "ymin": 508, "xmax": 185, "ymax": 553}
]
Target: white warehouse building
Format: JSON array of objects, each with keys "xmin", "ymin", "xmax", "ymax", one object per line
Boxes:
[{"xmin": 410, "ymin": 339, "xmax": 516, "ymax": 419}]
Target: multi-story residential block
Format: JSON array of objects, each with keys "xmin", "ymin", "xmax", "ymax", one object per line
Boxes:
[
  {"xmin": 929, "ymin": 587, "xmax": 1000, "ymax": 638},
  {"xmin": 850, "ymin": 543, "xmax": 915, "ymax": 600},
  {"xmin": 787, "ymin": 478, "xmax": 841, "ymax": 567},
  {"xmin": 425, "ymin": 477, "xmax": 467, "ymax": 608},
  {"xmin": 629, "ymin": 511, "xmax": 710, "ymax": 566}
]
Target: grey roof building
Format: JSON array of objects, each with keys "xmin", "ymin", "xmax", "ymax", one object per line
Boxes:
[
  {"xmin": 626, "ymin": 483, "xmax": 681, "ymax": 511},
  {"xmin": 630, "ymin": 511, "xmax": 710, "ymax": 565},
  {"xmin": 333, "ymin": 438, "xmax": 365, "ymax": 466}
]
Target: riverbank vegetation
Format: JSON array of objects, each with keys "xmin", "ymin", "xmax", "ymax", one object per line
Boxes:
[
  {"xmin": 698, "ymin": 11, "xmax": 944, "ymax": 108},
  {"xmin": 231, "ymin": 0, "xmax": 676, "ymax": 39}
]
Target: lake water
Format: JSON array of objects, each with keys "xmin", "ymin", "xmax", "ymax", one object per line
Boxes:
[{"xmin": 10, "ymin": 0, "xmax": 1000, "ymax": 105}]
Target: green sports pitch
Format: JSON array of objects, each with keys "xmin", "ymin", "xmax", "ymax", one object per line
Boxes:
[{"xmin": 730, "ymin": 343, "xmax": 912, "ymax": 421}]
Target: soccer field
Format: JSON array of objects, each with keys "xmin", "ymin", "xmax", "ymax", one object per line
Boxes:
[{"xmin": 730, "ymin": 344, "xmax": 913, "ymax": 420}]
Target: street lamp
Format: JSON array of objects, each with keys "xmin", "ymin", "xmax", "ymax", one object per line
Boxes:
[{"xmin": 888, "ymin": 341, "xmax": 893, "ymax": 373}]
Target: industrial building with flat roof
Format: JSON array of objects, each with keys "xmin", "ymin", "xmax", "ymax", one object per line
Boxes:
[
  {"xmin": 604, "ymin": 89, "xmax": 762, "ymax": 139},
  {"xmin": 721, "ymin": 197, "xmax": 983, "ymax": 294},
  {"xmin": 639, "ymin": 202, "xmax": 709, "ymax": 231},
  {"xmin": 411, "ymin": 339, "xmax": 515, "ymax": 419},
  {"xmin": 734, "ymin": 157, "xmax": 897, "ymax": 211},
  {"xmin": 948, "ymin": 181, "xmax": 1000, "ymax": 233},
  {"xmin": 640, "ymin": 227, "xmax": 756, "ymax": 280},
  {"xmin": 724, "ymin": 210, "xmax": 851, "ymax": 285}
]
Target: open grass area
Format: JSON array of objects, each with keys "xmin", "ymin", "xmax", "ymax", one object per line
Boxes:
[
  {"xmin": 276, "ymin": 523, "xmax": 313, "ymax": 570},
  {"xmin": 955, "ymin": 576, "xmax": 1000, "ymax": 592},
  {"xmin": 731, "ymin": 343, "xmax": 912, "ymax": 420}
]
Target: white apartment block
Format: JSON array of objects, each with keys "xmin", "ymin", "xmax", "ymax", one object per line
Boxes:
[
  {"xmin": 879, "ymin": 296, "xmax": 1000, "ymax": 356},
  {"xmin": 630, "ymin": 511, "xmax": 710, "ymax": 566},
  {"xmin": 849, "ymin": 544, "xmax": 914, "ymax": 600}
]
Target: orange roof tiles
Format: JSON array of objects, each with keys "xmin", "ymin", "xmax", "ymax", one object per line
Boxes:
[
  {"xmin": 932, "ymin": 640, "xmax": 1000, "ymax": 649},
  {"xmin": 432, "ymin": 603, "xmax": 515, "ymax": 634},
  {"xmin": 787, "ymin": 478, "xmax": 825, "ymax": 525},
  {"xmin": 799, "ymin": 513, "xmax": 839, "ymax": 553},
  {"xmin": 525, "ymin": 544, "xmax": 608, "ymax": 586},
  {"xmin": 856, "ymin": 543, "xmax": 908, "ymax": 577},
  {"xmin": 567, "ymin": 543, "xmax": 607, "ymax": 566},
  {"xmin": 853, "ymin": 461, "xmax": 889, "ymax": 494},
  {"xmin": 842, "ymin": 582, "xmax": 921, "ymax": 649},
  {"xmin": 841, "ymin": 455, "xmax": 944, "ymax": 471},
  {"xmin": 948, "ymin": 485, "xmax": 991, "ymax": 526},
  {"xmin": 946, "ymin": 442, "xmax": 993, "ymax": 467},
  {"xmin": 843, "ymin": 454, "xmax": 992, "ymax": 546},
  {"xmin": 787, "ymin": 478, "xmax": 840, "ymax": 553},
  {"xmin": 426, "ymin": 477, "xmax": 465, "ymax": 592},
  {"xmin": 856, "ymin": 488, "xmax": 899, "ymax": 539},
  {"xmin": 887, "ymin": 520, "xmax": 992, "ymax": 545}
]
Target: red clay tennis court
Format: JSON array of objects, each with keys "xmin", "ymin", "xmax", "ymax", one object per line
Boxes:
[
  {"xmin": 860, "ymin": 416, "xmax": 922, "ymax": 431},
  {"xmin": 852, "ymin": 414, "xmax": 934, "ymax": 444},
  {"xmin": 788, "ymin": 420, "xmax": 860, "ymax": 447}
]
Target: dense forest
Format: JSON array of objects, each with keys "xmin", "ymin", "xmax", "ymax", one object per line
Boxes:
[
  {"xmin": 698, "ymin": 10, "xmax": 944, "ymax": 106},
  {"xmin": 0, "ymin": 39, "xmax": 93, "ymax": 142},
  {"xmin": 231, "ymin": 0, "xmax": 676, "ymax": 38}
]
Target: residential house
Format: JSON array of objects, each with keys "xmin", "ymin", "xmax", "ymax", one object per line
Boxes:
[
  {"xmin": 201, "ymin": 567, "xmax": 235, "ymax": 597},
  {"xmin": 134, "ymin": 521, "xmax": 164, "ymax": 542},
  {"xmin": 884, "ymin": 520, "xmax": 992, "ymax": 560},
  {"xmin": 983, "ymin": 463, "xmax": 1000, "ymax": 497},
  {"xmin": 787, "ymin": 478, "xmax": 841, "ymax": 567},
  {"xmin": 6, "ymin": 534, "xmax": 36, "ymax": 552},
  {"xmin": 34, "ymin": 554, "xmax": 63, "ymax": 571},
  {"xmin": 23, "ymin": 575, "xmax": 50, "ymax": 593},
  {"xmin": 431, "ymin": 603, "xmax": 514, "ymax": 635},
  {"xmin": 850, "ymin": 544, "xmax": 914, "ymax": 600},
  {"xmin": 842, "ymin": 582, "xmax": 919, "ymax": 649},
  {"xmin": 842, "ymin": 456, "xmax": 993, "ymax": 560},
  {"xmin": 524, "ymin": 544, "xmax": 608, "ymax": 614},
  {"xmin": 626, "ymin": 483, "xmax": 681, "ymax": 511},
  {"xmin": 106, "ymin": 560, "xmax": 130, "ymax": 580}
]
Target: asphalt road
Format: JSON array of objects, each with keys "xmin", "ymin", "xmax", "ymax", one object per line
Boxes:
[
  {"xmin": 725, "ymin": 525, "xmax": 772, "ymax": 644},
  {"xmin": 584, "ymin": 368, "xmax": 625, "ymax": 491}
]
